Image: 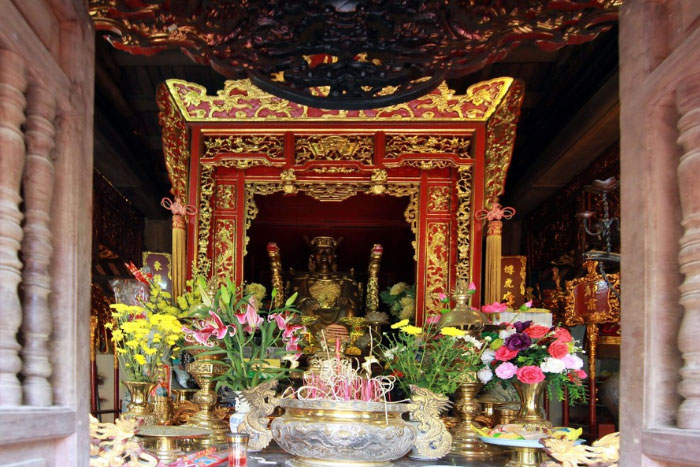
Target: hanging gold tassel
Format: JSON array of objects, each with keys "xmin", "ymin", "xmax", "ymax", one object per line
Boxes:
[
  {"xmin": 484, "ymin": 220, "xmax": 503, "ymax": 305},
  {"xmin": 476, "ymin": 201, "xmax": 515, "ymax": 306},
  {"xmin": 162, "ymin": 197, "xmax": 197, "ymax": 300}
]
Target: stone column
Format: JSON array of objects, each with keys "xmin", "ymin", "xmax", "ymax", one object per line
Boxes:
[
  {"xmin": 0, "ymin": 49, "xmax": 27, "ymax": 406},
  {"xmin": 20, "ymin": 83, "xmax": 57, "ymax": 406},
  {"xmin": 676, "ymin": 74, "xmax": 700, "ymax": 429}
]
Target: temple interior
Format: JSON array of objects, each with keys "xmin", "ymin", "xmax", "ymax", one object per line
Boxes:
[{"xmin": 0, "ymin": 2, "xmax": 698, "ymax": 466}]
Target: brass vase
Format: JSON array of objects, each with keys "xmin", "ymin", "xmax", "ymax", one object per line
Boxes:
[
  {"xmin": 184, "ymin": 350, "xmax": 228, "ymax": 445},
  {"xmin": 449, "ymin": 373, "xmax": 499, "ymax": 460},
  {"xmin": 512, "ymin": 380, "xmax": 551, "ymax": 430},
  {"xmin": 122, "ymin": 381, "xmax": 157, "ymax": 425}
]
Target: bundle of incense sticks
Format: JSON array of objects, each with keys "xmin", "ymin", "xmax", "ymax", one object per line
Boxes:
[{"xmin": 295, "ymin": 337, "xmax": 395, "ymax": 402}]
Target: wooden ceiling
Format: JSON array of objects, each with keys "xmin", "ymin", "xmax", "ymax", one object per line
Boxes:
[{"xmin": 93, "ymin": 25, "xmax": 619, "ymax": 220}]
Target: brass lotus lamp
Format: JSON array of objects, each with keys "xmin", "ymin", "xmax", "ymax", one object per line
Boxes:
[{"xmin": 438, "ymin": 279, "xmax": 488, "ymax": 333}]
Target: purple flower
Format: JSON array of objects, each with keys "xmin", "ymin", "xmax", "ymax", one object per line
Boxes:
[
  {"xmin": 505, "ymin": 332, "xmax": 532, "ymax": 351},
  {"xmin": 513, "ymin": 321, "xmax": 532, "ymax": 333},
  {"xmin": 495, "ymin": 362, "xmax": 518, "ymax": 379}
]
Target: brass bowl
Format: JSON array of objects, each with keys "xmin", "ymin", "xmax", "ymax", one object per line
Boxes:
[{"xmin": 271, "ymin": 399, "xmax": 417, "ymax": 467}]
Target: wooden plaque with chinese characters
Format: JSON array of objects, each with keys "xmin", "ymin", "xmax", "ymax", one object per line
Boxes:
[
  {"xmin": 564, "ymin": 261, "xmax": 620, "ymax": 326},
  {"xmin": 500, "ymin": 255, "xmax": 526, "ymax": 307}
]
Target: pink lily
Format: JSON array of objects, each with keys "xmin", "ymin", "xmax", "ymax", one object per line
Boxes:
[
  {"xmin": 285, "ymin": 335, "xmax": 300, "ymax": 352},
  {"xmin": 236, "ymin": 299, "xmax": 260, "ymax": 326},
  {"xmin": 182, "ymin": 323, "xmax": 215, "ymax": 346},
  {"xmin": 208, "ymin": 311, "xmax": 231, "ymax": 339},
  {"xmin": 283, "ymin": 324, "xmax": 304, "ymax": 339},
  {"xmin": 482, "ymin": 302, "xmax": 508, "ymax": 314},
  {"xmin": 425, "ymin": 314, "xmax": 441, "ymax": 325},
  {"xmin": 269, "ymin": 312, "xmax": 289, "ymax": 331}
]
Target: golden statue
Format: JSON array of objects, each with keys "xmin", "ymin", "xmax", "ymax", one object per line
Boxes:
[{"xmin": 267, "ymin": 237, "xmax": 382, "ymax": 337}]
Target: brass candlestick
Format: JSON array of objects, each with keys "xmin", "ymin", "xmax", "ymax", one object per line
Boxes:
[
  {"xmin": 450, "ymin": 375, "xmax": 497, "ymax": 460},
  {"xmin": 184, "ymin": 356, "xmax": 228, "ymax": 446},
  {"xmin": 505, "ymin": 446, "xmax": 541, "ymax": 467}
]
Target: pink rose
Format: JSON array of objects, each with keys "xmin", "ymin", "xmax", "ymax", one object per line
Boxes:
[
  {"xmin": 575, "ymin": 369, "xmax": 587, "ymax": 380},
  {"xmin": 495, "ymin": 362, "xmax": 518, "ymax": 379},
  {"xmin": 523, "ymin": 325, "xmax": 550, "ymax": 340},
  {"xmin": 561, "ymin": 354, "xmax": 583, "ymax": 370},
  {"xmin": 548, "ymin": 340, "xmax": 570, "ymax": 359},
  {"xmin": 516, "ymin": 365, "xmax": 545, "ymax": 384},
  {"xmin": 554, "ymin": 328, "xmax": 573, "ymax": 343},
  {"xmin": 495, "ymin": 346, "xmax": 519, "ymax": 361}
]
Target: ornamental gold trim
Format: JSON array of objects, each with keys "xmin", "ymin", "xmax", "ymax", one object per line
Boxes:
[
  {"xmin": 214, "ymin": 219, "xmax": 236, "ymax": 285},
  {"xmin": 203, "ymin": 135, "xmax": 284, "ymax": 159},
  {"xmin": 194, "ymin": 165, "xmax": 215, "ymax": 278},
  {"xmin": 425, "ymin": 222, "xmax": 450, "ymax": 315},
  {"xmin": 295, "ymin": 135, "xmax": 373, "ymax": 165},
  {"xmin": 309, "ymin": 166, "xmax": 360, "ymax": 174},
  {"xmin": 484, "ymin": 80, "xmax": 525, "ymax": 205},
  {"xmin": 456, "ymin": 166, "xmax": 473, "ymax": 282},
  {"xmin": 164, "ymin": 77, "xmax": 515, "ymax": 122},
  {"xmin": 563, "ymin": 261, "xmax": 620, "ymax": 326},
  {"xmin": 157, "ymin": 84, "xmax": 190, "ymax": 200},
  {"xmin": 385, "ymin": 135, "xmax": 471, "ymax": 159}
]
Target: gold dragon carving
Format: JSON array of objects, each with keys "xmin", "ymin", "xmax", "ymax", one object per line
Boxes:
[
  {"xmin": 428, "ymin": 186, "xmax": 450, "ymax": 212},
  {"xmin": 215, "ymin": 184, "xmax": 236, "ymax": 209},
  {"xmin": 385, "ymin": 134, "xmax": 471, "ymax": 159},
  {"xmin": 194, "ymin": 165, "xmax": 215, "ymax": 278},
  {"xmin": 295, "ymin": 135, "xmax": 374, "ymax": 165},
  {"xmin": 407, "ymin": 385, "xmax": 453, "ymax": 460},
  {"xmin": 214, "ymin": 219, "xmax": 236, "ymax": 284},
  {"xmin": 203, "ymin": 134, "xmax": 284, "ymax": 159},
  {"xmin": 426, "ymin": 222, "xmax": 450, "ymax": 315},
  {"xmin": 164, "ymin": 78, "xmax": 514, "ymax": 122},
  {"xmin": 456, "ymin": 166, "xmax": 473, "ymax": 282},
  {"xmin": 239, "ymin": 380, "xmax": 281, "ymax": 451}
]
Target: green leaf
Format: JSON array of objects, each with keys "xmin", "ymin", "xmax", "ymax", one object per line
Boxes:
[
  {"xmin": 271, "ymin": 288, "xmax": 278, "ymax": 300},
  {"xmin": 490, "ymin": 338, "xmax": 503, "ymax": 350},
  {"xmin": 198, "ymin": 277, "xmax": 211, "ymax": 307},
  {"xmin": 220, "ymin": 284, "xmax": 231, "ymax": 306}
]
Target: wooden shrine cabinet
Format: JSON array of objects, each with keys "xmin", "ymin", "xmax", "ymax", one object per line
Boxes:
[{"xmin": 157, "ymin": 78, "xmax": 524, "ymax": 323}]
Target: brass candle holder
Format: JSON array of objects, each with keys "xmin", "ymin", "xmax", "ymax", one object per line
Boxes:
[
  {"xmin": 449, "ymin": 374, "xmax": 498, "ymax": 460},
  {"xmin": 184, "ymin": 355, "xmax": 229, "ymax": 446},
  {"xmin": 136, "ymin": 425, "xmax": 211, "ymax": 463}
]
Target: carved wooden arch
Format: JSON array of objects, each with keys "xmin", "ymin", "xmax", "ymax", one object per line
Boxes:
[{"xmin": 157, "ymin": 77, "xmax": 524, "ymax": 322}]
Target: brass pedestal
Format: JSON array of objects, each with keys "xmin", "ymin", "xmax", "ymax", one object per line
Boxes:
[
  {"xmin": 450, "ymin": 380, "xmax": 499, "ymax": 459},
  {"xmin": 185, "ymin": 358, "xmax": 229, "ymax": 445},
  {"xmin": 504, "ymin": 446, "xmax": 541, "ymax": 467},
  {"xmin": 136, "ymin": 425, "xmax": 210, "ymax": 464}
]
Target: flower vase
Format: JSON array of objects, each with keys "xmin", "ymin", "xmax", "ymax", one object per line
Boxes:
[
  {"xmin": 121, "ymin": 381, "xmax": 157, "ymax": 425},
  {"xmin": 229, "ymin": 391, "xmax": 252, "ymax": 434},
  {"xmin": 408, "ymin": 386, "xmax": 452, "ymax": 460},
  {"xmin": 512, "ymin": 380, "xmax": 551, "ymax": 430}
]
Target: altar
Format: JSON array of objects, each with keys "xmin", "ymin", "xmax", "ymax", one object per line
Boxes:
[{"xmin": 157, "ymin": 77, "xmax": 524, "ymax": 322}]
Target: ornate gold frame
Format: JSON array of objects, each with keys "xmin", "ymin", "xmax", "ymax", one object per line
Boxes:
[{"xmin": 563, "ymin": 261, "xmax": 621, "ymax": 326}]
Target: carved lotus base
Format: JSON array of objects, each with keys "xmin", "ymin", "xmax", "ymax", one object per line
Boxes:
[{"xmin": 271, "ymin": 399, "xmax": 416, "ymax": 467}]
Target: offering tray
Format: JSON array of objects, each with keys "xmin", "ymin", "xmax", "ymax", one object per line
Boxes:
[
  {"xmin": 479, "ymin": 436, "xmax": 583, "ymax": 467},
  {"xmin": 135, "ymin": 425, "xmax": 211, "ymax": 464}
]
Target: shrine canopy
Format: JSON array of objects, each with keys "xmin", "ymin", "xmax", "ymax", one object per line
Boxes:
[{"xmin": 157, "ymin": 77, "xmax": 524, "ymax": 324}]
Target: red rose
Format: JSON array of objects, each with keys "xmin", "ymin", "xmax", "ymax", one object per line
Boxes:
[
  {"xmin": 523, "ymin": 325, "xmax": 550, "ymax": 340},
  {"xmin": 554, "ymin": 328, "xmax": 573, "ymax": 343},
  {"xmin": 495, "ymin": 346, "xmax": 519, "ymax": 361},
  {"xmin": 548, "ymin": 339, "xmax": 570, "ymax": 359},
  {"xmin": 516, "ymin": 365, "xmax": 545, "ymax": 384},
  {"xmin": 575, "ymin": 369, "xmax": 587, "ymax": 380}
]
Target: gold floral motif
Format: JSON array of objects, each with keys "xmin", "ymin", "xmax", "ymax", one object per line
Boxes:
[
  {"xmin": 456, "ymin": 166, "xmax": 473, "ymax": 282},
  {"xmin": 484, "ymin": 80, "xmax": 525, "ymax": 205},
  {"xmin": 399, "ymin": 159, "xmax": 457, "ymax": 170},
  {"xmin": 426, "ymin": 222, "xmax": 450, "ymax": 315},
  {"xmin": 519, "ymin": 256, "xmax": 527, "ymax": 296},
  {"xmin": 163, "ymin": 78, "xmax": 515, "ymax": 122},
  {"xmin": 309, "ymin": 166, "xmax": 359, "ymax": 174},
  {"xmin": 244, "ymin": 188, "xmax": 259, "ymax": 256},
  {"xmin": 214, "ymin": 219, "xmax": 235, "ymax": 284},
  {"xmin": 298, "ymin": 183, "xmax": 365, "ymax": 202},
  {"xmin": 194, "ymin": 165, "xmax": 215, "ymax": 278},
  {"xmin": 203, "ymin": 135, "xmax": 284, "ymax": 159},
  {"xmin": 215, "ymin": 185, "xmax": 236, "ymax": 209},
  {"xmin": 157, "ymin": 84, "xmax": 190, "ymax": 200},
  {"xmin": 428, "ymin": 186, "xmax": 450, "ymax": 212},
  {"xmin": 385, "ymin": 135, "xmax": 471, "ymax": 159},
  {"xmin": 295, "ymin": 135, "xmax": 373, "ymax": 165},
  {"xmin": 202, "ymin": 158, "xmax": 272, "ymax": 169}
]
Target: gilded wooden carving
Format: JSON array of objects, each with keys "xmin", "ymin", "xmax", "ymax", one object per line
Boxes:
[
  {"xmin": 428, "ymin": 186, "xmax": 450, "ymax": 212},
  {"xmin": 426, "ymin": 222, "xmax": 450, "ymax": 315},
  {"xmin": 385, "ymin": 135, "xmax": 471, "ymax": 159},
  {"xmin": 157, "ymin": 84, "xmax": 190, "ymax": 201},
  {"xmin": 295, "ymin": 135, "xmax": 373, "ymax": 165},
  {"xmin": 564, "ymin": 261, "xmax": 620, "ymax": 326},
  {"xmin": 194, "ymin": 165, "xmax": 215, "ymax": 278},
  {"xmin": 456, "ymin": 166, "xmax": 473, "ymax": 282},
  {"xmin": 215, "ymin": 185, "xmax": 236, "ymax": 210},
  {"xmin": 214, "ymin": 219, "xmax": 236, "ymax": 285},
  {"xmin": 203, "ymin": 135, "xmax": 284, "ymax": 159}
]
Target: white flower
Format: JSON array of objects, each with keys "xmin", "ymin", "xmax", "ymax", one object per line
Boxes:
[
  {"xmin": 481, "ymin": 349, "xmax": 495, "ymax": 364},
  {"xmin": 383, "ymin": 347, "xmax": 398, "ymax": 360},
  {"xmin": 477, "ymin": 367, "xmax": 493, "ymax": 384},
  {"xmin": 458, "ymin": 334, "xmax": 483, "ymax": 349},
  {"xmin": 540, "ymin": 357, "xmax": 566, "ymax": 374},
  {"xmin": 390, "ymin": 282, "xmax": 408, "ymax": 296},
  {"xmin": 499, "ymin": 328, "xmax": 515, "ymax": 339}
]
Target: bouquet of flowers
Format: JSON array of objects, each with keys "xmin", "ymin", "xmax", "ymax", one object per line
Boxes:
[
  {"xmin": 378, "ymin": 298, "xmax": 488, "ymax": 396},
  {"xmin": 482, "ymin": 321, "xmax": 588, "ymax": 403},
  {"xmin": 108, "ymin": 270, "xmax": 184, "ymax": 382},
  {"xmin": 182, "ymin": 278, "xmax": 306, "ymax": 391},
  {"xmin": 380, "ymin": 282, "xmax": 417, "ymax": 321}
]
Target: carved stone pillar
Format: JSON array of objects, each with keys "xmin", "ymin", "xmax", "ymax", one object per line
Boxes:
[
  {"xmin": 676, "ymin": 74, "xmax": 700, "ymax": 429},
  {"xmin": 20, "ymin": 84, "xmax": 57, "ymax": 406},
  {"xmin": 0, "ymin": 49, "xmax": 27, "ymax": 406}
]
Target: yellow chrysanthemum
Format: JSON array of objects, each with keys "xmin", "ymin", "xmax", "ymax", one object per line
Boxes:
[
  {"xmin": 111, "ymin": 330, "xmax": 124, "ymax": 341},
  {"xmin": 440, "ymin": 326, "xmax": 466, "ymax": 337},
  {"xmin": 391, "ymin": 319, "xmax": 410, "ymax": 329},
  {"xmin": 133, "ymin": 354, "xmax": 146, "ymax": 365},
  {"xmin": 400, "ymin": 325, "xmax": 423, "ymax": 335},
  {"xmin": 125, "ymin": 340, "xmax": 139, "ymax": 350}
]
